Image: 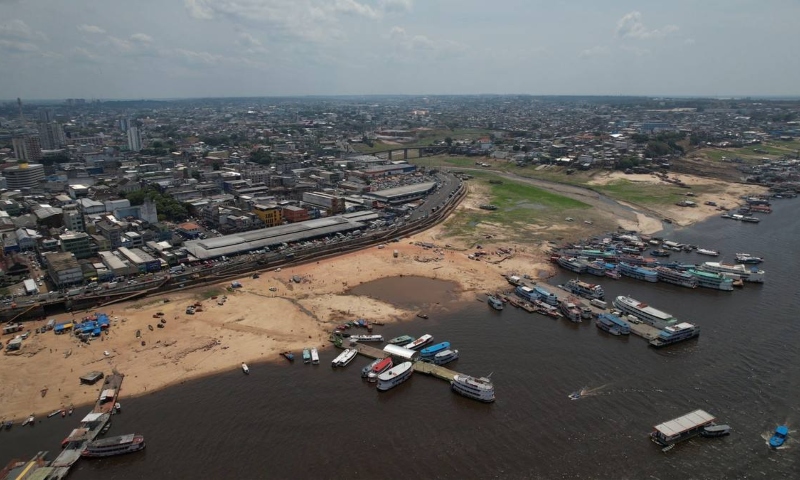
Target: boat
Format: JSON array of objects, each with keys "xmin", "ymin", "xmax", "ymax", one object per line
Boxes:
[
  {"xmin": 361, "ymin": 358, "xmax": 383, "ymax": 378},
  {"xmin": 735, "ymin": 253, "xmax": 764, "ymax": 264},
  {"xmin": 564, "ymin": 279, "xmax": 604, "ymax": 300},
  {"xmin": 420, "ymin": 341, "xmax": 451, "ymax": 359},
  {"xmin": 331, "ymin": 349, "xmax": 348, "ymax": 367},
  {"xmin": 302, "ymin": 348, "xmax": 311, "ymax": 364},
  {"xmin": 388, "ymin": 335, "xmax": 415, "ymax": 345},
  {"xmin": 241, "ymin": 363, "xmax": 249, "ymax": 374},
  {"xmin": 612, "ymin": 296, "xmax": 678, "ymax": 329},
  {"xmin": 533, "ymin": 285, "xmax": 559, "ymax": 305},
  {"xmin": 559, "ymin": 296, "xmax": 583, "ymax": 323},
  {"xmin": 487, "ymin": 295, "xmax": 504, "ymax": 310},
  {"xmin": 699, "ymin": 262, "xmax": 765, "ymax": 283},
  {"xmin": 433, "ymin": 349, "xmax": 459, "ymax": 365},
  {"xmin": 556, "ymin": 256, "xmax": 587, "ymax": 274},
  {"xmin": 21, "ymin": 415, "xmax": 34, "ymax": 427},
  {"xmin": 416, "ymin": 313, "xmax": 429, "ymax": 319},
  {"xmin": 649, "ymin": 322, "xmax": 701, "ymax": 348},
  {"xmin": 604, "ymin": 268, "xmax": 621, "ymax": 280},
  {"xmin": 367, "ymin": 357, "xmax": 394, "ymax": 382},
  {"xmin": 81, "ymin": 433, "xmax": 145, "ymax": 458},
  {"xmin": 376, "ymin": 362, "xmax": 414, "ymax": 391},
  {"xmin": 333, "ymin": 348, "xmax": 357, "ymax": 367},
  {"xmin": 701, "ymin": 424, "xmax": 731, "ymax": 437},
  {"xmin": 595, "ymin": 313, "xmax": 630, "ymax": 335},
  {"xmin": 114, "ymin": 402, "xmax": 121, "ymax": 414},
  {"xmin": 404, "ymin": 334, "xmax": 434, "ymax": 350},
  {"xmin": 349, "ymin": 334, "xmax": 384, "ymax": 342},
  {"xmin": 696, "ymin": 248, "xmax": 720, "ymax": 256},
  {"xmin": 68, "ymin": 405, "xmax": 73, "ymax": 416},
  {"xmin": 655, "ymin": 266, "xmax": 699, "ymax": 288},
  {"xmin": 100, "ymin": 421, "xmax": 112, "ymax": 435},
  {"xmin": 769, "ymin": 425, "xmax": 789, "ymax": 448},
  {"xmin": 451, "ymin": 374, "xmax": 495, "ymax": 403},
  {"xmin": 617, "ymin": 262, "xmax": 659, "ymax": 282},
  {"xmin": 650, "ymin": 249, "xmax": 671, "ymax": 257},
  {"xmin": 740, "ymin": 216, "xmax": 760, "ymax": 223},
  {"xmin": 687, "ymin": 269, "xmax": 734, "ymax": 291},
  {"xmin": 650, "ymin": 409, "xmax": 716, "ymax": 447},
  {"xmin": 281, "ymin": 351, "xmax": 295, "ymax": 362},
  {"xmin": 3, "ymin": 420, "xmax": 13, "ymax": 430},
  {"xmin": 585, "ymin": 260, "xmax": 607, "ymax": 277},
  {"xmin": 617, "ymin": 254, "xmax": 658, "ymax": 267},
  {"xmin": 310, "ymin": 348, "xmax": 320, "ymax": 365},
  {"xmin": 48, "ymin": 409, "xmax": 64, "ymax": 418},
  {"xmin": 568, "ymin": 391, "xmax": 582, "ymax": 400}
]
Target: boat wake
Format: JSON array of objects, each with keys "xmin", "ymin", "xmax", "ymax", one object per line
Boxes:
[{"xmin": 568, "ymin": 384, "xmax": 611, "ymax": 400}]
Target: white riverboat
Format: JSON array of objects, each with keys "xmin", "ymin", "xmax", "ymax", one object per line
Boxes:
[
  {"xmin": 451, "ymin": 374, "xmax": 495, "ymax": 403},
  {"xmin": 376, "ymin": 362, "xmax": 414, "ymax": 391},
  {"xmin": 699, "ymin": 262, "xmax": 765, "ymax": 283},
  {"xmin": 310, "ymin": 348, "xmax": 320, "ymax": 365},
  {"xmin": 612, "ymin": 295, "xmax": 678, "ymax": 329},
  {"xmin": 433, "ymin": 349, "xmax": 459, "ymax": 366}
]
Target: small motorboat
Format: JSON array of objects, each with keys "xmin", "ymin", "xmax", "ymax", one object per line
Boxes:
[
  {"xmin": 61, "ymin": 410, "xmax": 66, "ymax": 418},
  {"xmin": 769, "ymin": 425, "xmax": 788, "ymax": 449},
  {"xmin": 241, "ymin": 363, "xmax": 250, "ymax": 375},
  {"xmin": 3, "ymin": 420, "xmax": 12, "ymax": 430},
  {"xmin": 701, "ymin": 424, "xmax": 731, "ymax": 437},
  {"xmin": 416, "ymin": 313, "xmax": 429, "ymax": 319},
  {"xmin": 114, "ymin": 402, "xmax": 122, "ymax": 414},
  {"xmin": 568, "ymin": 392, "xmax": 581, "ymax": 401},
  {"xmin": 47, "ymin": 409, "xmax": 64, "ymax": 419},
  {"xmin": 281, "ymin": 351, "xmax": 295, "ymax": 362},
  {"xmin": 22, "ymin": 415, "xmax": 34, "ymax": 427},
  {"xmin": 68, "ymin": 405, "xmax": 74, "ymax": 416}
]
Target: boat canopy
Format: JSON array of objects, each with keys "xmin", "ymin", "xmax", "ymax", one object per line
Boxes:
[
  {"xmin": 383, "ymin": 344, "xmax": 420, "ymax": 361},
  {"xmin": 654, "ymin": 409, "xmax": 715, "ymax": 437},
  {"xmin": 81, "ymin": 412, "xmax": 105, "ymax": 423},
  {"xmin": 100, "ymin": 389, "xmax": 116, "ymax": 401}
]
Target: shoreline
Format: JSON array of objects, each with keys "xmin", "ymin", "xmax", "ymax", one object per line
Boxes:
[{"xmin": 0, "ymin": 172, "xmax": 767, "ymax": 422}]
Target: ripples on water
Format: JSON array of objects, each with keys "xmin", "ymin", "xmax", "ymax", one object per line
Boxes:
[{"xmin": 3, "ymin": 202, "xmax": 799, "ymax": 479}]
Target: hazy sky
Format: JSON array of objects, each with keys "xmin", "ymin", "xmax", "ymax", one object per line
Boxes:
[{"xmin": 1, "ymin": 0, "xmax": 798, "ymax": 99}]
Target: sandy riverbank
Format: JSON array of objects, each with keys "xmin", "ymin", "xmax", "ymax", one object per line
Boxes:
[{"xmin": 0, "ymin": 172, "xmax": 762, "ymax": 422}]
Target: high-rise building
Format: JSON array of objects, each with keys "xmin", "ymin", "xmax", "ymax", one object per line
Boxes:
[
  {"xmin": 12, "ymin": 135, "xmax": 43, "ymax": 161},
  {"xmin": 119, "ymin": 117, "xmax": 130, "ymax": 132},
  {"xmin": 37, "ymin": 122, "xmax": 66, "ymax": 150},
  {"xmin": 3, "ymin": 163, "xmax": 46, "ymax": 189},
  {"xmin": 127, "ymin": 126, "xmax": 142, "ymax": 151}
]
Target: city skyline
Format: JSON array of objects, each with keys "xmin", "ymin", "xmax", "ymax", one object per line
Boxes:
[{"xmin": 1, "ymin": 0, "xmax": 799, "ymax": 99}]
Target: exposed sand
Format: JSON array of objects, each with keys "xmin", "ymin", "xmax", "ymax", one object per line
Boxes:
[
  {"xmin": 0, "ymin": 230, "xmax": 553, "ymax": 422},
  {"xmin": 1, "ymin": 173, "xmax": 763, "ymax": 422}
]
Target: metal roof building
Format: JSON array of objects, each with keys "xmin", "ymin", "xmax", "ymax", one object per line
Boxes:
[
  {"xmin": 182, "ymin": 213, "xmax": 378, "ymax": 260},
  {"xmin": 362, "ymin": 182, "xmax": 437, "ymax": 205}
]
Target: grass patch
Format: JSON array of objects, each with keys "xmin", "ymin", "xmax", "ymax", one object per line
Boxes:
[
  {"xmin": 593, "ymin": 179, "xmax": 713, "ymax": 205},
  {"xmin": 196, "ymin": 288, "xmax": 225, "ymax": 300}
]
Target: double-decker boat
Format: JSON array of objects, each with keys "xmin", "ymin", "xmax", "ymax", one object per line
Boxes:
[
  {"xmin": 564, "ymin": 279, "xmax": 604, "ymax": 300},
  {"xmin": 595, "ymin": 313, "xmax": 630, "ymax": 335},
  {"xmin": 404, "ymin": 334, "xmax": 434, "ymax": 350},
  {"xmin": 420, "ymin": 342, "xmax": 451, "ymax": 359},
  {"xmin": 556, "ymin": 257, "xmax": 587, "ymax": 274},
  {"xmin": 699, "ymin": 262, "xmax": 765, "ymax": 283},
  {"xmin": 533, "ymin": 286, "xmax": 559, "ymax": 306},
  {"xmin": 655, "ymin": 266, "xmax": 699, "ymax": 288},
  {"xmin": 559, "ymin": 296, "xmax": 583, "ymax": 323},
  {"xmin": 649, "ymin": 322, "xmax": 700, "ymax": 348},
  {"xmin": 618, "ymin": 262, "xmax": 658, "ymax": 282},
  {"xmin": 612, "ymin": 295, "xmax": 678, "ymax": 329},
  {"xmin": 366, "ymin": 357, "xmax": 393, "ymax": 382},
  {"xmin": 433, "ymin": 349, "xmax": 459, "ymax": 366},
  {"xmin": 687, "ymin": 269, "xmax": 734, "ymax": 291},
  {"xmin": 585, "ymin": 260, "xmax": 607, "ymax": 277},
  {"xmin": 82, "ymin": 433, "xmax": 145, "ymax": 458},
  {"xmin": 376, "ymin": 362, "xmax": 413, "ymax": 391},
  {"xmin": 451, "ymin": 374, "xmax": 495, "ymax": 403}
]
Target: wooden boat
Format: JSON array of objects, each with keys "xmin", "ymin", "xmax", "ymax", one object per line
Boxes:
[
  {"xmin": 22, "ymin": 415, "xmax": 34, "ymax": 427},
  {"xmin": 48, "ymin": 410, "xmax": 63, "ymax": 418}
]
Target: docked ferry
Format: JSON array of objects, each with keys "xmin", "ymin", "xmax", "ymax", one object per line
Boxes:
[
  {"xmin": 687, "ymin": 269, "xmax": 734, "ymax": 291},
  {"xmin": 376, "ymin": 361, "xmax": 414, "ymax": 391},
  {"xmin": 649, "ymin": 322, "xmax": 700, "ymax": 348},
  {"xmin": 617, "ymin": 254, "xmax": 658, "ymax": 267},
  {"xmin": 699, "ymin": 262, "xmax": 765, "ymax": 283},
  {"xmin": 487, "ymin": 295, "xmax": 504, "ymax": 310},
  {"xmin": 585, "ymin": 260, "xmax": 607, "ymax": 277},
  {"xmin": 433, "ymin": 349, "xmax": 459, "ymax": 366},
  {"xmin": 556, "ymin": 256, "xmax": 587, "ymax": 274},
  {"xmin": 564, "ymin": 279, "xmax": 604, "ymax": 300},
  {"xmin": 650, "ymin": 410, "xmax": 716, "ymax": 447},
  {"xmin": 420, "ymin": 341, "xmax": 451, "ymax": 359},
  {"xmin": 361, "ymin": 358, "xmax": 383, "ymax": 378},
  {"xmin": 451, "ymin": 374, "xmax": 495, "ymax": 403},
  {"xmin": 82, "ymin": 433, "xmax": 145, "ymax": 458},
  {"xmin": 618, "ymin": 262, "xmax": 659, "ymax": 282},
  {"xmin": 366, "ymin": 357, "xmax": 393, "ymax": 382},
  {"xmin": 404, "ymin": 334, "xmax": 434, "ymax": 350},
  {"xmin": 559, "ymin": 296, "xmax": 583, "ymax": 323},
  {"xmin": 533, "ymin": 286, "xmax": 559, "ymax": 306},
  {"xmin": 612, "ymin": 296, "xmax": 678, "ymax": 329},
  {"xmin": 595, "ymin": 313, "xmax": 630, "ymax": 335},
  {"xmin": 655, "ymin": 266, "xmax": 699, "ymax": 288}
]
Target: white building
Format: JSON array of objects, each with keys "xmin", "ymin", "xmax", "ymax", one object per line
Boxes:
[{"xmin": 127, "ymin": 126, "xmax": 142, "ymax": 152}]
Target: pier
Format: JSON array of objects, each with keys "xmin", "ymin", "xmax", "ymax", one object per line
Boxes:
[{"xmin": 332, "ymin": 337, "xmax": 462, "ymax": 383}]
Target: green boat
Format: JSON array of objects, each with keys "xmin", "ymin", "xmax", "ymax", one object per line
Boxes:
[
  {"xmin": 388, "ymin": 335, "xmax": 414, "ymax": 346},
  {"xmin": 302, "ymin": 348, "xmax": 311, "ymax": 364}
]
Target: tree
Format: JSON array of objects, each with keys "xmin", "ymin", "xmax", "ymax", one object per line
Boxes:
[{"xmin": 444, "ymin": 136, "xmax": 453, "ymax": 147}]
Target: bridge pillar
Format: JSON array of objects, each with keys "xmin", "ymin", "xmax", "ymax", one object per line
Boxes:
[
  {"xmin": 388, "ymin": 150, "xmax": 392, "ymax": 160},
  {"xmin": 404, "ymin": 148, "xmax": 408, "ymax": 160}
]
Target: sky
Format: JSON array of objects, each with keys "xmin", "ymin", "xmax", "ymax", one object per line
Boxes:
[{"xmin": 1, "ymin": 0, "xmax": 799, "ymax": 99}]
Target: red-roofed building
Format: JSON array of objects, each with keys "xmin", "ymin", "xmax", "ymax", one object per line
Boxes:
[{"xmin": 177, "ymin": 222, "xmax": 202, "ymax": 238}]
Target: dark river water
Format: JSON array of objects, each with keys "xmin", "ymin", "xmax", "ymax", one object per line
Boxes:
[{"xmin": 2, "ymin": 200, "xmax": 798, "ymax": 479}]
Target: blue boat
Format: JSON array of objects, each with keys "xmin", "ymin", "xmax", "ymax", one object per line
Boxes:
[
  {"xmin": 533, "ymin": 286, "xmax": 559, "ymax": 306},
  {"xmin": 769, "ymin": 425, "xmax": 788, "ymax": 448},
  {"xmin": 618, "ymin": 262, "xmax": 659, "ymax": 282},
  {"xmin": 420, "ymin": 341, "xmax": 450, "ymax": 358},
  {"xmin": 596, "ymin": 313, "xmax": 630, "ymax": 335}
]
